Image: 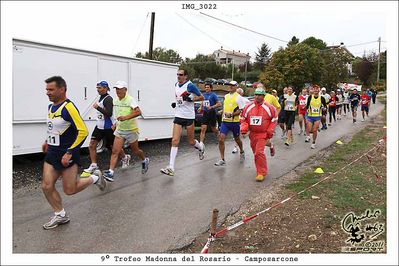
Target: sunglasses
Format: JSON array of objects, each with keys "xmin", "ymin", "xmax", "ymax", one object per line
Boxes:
[{"xmin": 177, "ymin": 73, "xmax": 184, "ymax": 76}]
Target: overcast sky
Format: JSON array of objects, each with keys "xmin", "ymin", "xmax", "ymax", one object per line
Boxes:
[{"xmin": 2, "ymin": 1, "xmax": 394, "ymax": 61}]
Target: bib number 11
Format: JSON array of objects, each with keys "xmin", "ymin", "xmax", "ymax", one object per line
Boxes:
[{"xmin": 47, "ymin": 132, "xmax": 60, "ymax": 146}]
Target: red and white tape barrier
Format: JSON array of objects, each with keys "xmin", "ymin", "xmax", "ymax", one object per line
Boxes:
[{"xmin": 200, "ymin": 138, "xmax": 386, "ymax": 253}]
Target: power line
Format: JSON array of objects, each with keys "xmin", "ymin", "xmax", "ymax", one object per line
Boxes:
[
  {"xmin": 345, "ymin": 40, "xmax": 378, "ymax": 48},
  {"xmin": 175, "ymin": 13, "xmax": 231, "ymax": 50},
  {"xmin": 131, "ymin": 12, "xmax": 150, "ymax": 55},
  {"xmin": 199, "ymin": 12, "xmax": 288, "ymax": 43}
]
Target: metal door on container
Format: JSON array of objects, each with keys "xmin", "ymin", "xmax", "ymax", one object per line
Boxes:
[{"xmin": 13, "ymin": 43, "xmax": 98, "ymax": 122}]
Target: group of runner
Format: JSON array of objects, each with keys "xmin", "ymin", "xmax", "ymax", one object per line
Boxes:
[
  {"xmin": 42, "ymin": 76, "xmax": 149, "ymax": 229},
  {"xmin": 277, "ymin": 84, "xmax": 373, "ymax": 149},
  {"xmin": 40, "ymin": 71, "xmax": 375, "ymax": 229}
]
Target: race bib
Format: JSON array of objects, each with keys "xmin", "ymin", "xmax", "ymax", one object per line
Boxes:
[
  {"xmin": 176, "ymin": 96, "xmax": 183, "ymax": 106},
  {"xmin": 286, "ymin": 104, "xmax": 294, "ymax": 111},
  {"xmin": 223, "ymin": 113, "xmax": 233, "ymax": 121},
  {"xmin": 362, "ymin": 100, "xmax": 368, "ymax": 104},
  {"xmin": 47, "ymin": 132, "xmax": 60, "ymax": 146},
  {"xmin": 203, "ymin": 100, "xmax": 210, "ymax": 107},
  {"xmin": 250, "ymin": 116, "xmax": 262, "ymax": 126},
  {"xmin": 311, "ymin": 107, "xmax": 320, "ymax": 114},
  {"xmin": 299, "ymin": 100, "xmax": 307, "ymax": 105}
]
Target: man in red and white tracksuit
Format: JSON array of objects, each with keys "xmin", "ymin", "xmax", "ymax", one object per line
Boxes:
[{"xmin": 240, "ymin": 87, "xmax": 278, "ymax": 182}]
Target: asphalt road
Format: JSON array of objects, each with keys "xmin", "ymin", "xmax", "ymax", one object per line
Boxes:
[{"xmin": 12, "ymin": 101, "xmax": 384, "ymax": 253}]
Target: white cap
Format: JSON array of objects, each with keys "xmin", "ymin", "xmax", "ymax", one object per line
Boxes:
[
  {"xmin": 229, "ymin": 80, "xmax": 238, "ymax": 86},
  {"xmin": 114, "ymin": 81, "xmax": 128, "ymax": 89},
  {"xmin": 321, "ymin": 87, "xmax": 326, "ymax": 91}
]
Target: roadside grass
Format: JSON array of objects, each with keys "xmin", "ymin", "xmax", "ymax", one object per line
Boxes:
[{"xmin": 286, "ymin": 108, "xmax": 386, "ymax": 217}]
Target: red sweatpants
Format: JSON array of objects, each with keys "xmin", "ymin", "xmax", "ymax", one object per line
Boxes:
[{"xmin": 249, "ymin": 134, "xmax": 268, "ymax": 176}]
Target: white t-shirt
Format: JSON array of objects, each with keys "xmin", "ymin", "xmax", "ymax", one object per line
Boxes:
[{"xmin": 174, "ymin": 80, "xmax": 201, "ymax": 119}]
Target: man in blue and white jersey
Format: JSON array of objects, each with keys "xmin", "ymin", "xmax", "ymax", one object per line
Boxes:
[
  {"xmin": 160, "ymin": 69, "xmax": 204, "ymax": 176},
  {"xmin": 41, "ymin": 76, "xmax": 106, "ymax": 230}
]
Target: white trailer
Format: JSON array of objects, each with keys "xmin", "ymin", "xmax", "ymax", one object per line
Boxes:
[{"xmin": 12, "ymin": 39, "xmax": 178, "ymax": 155}]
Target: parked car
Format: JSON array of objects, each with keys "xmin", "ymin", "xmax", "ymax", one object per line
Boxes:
[
  {"xmin": 194, "ymin": 101, "xmax": 203, "ymax": 127},
  {"xmin": 192, "ymin": 78, "xmax": 204, "ymax": 84},
  {"xmin": 204, "ymin": 77, "xmax": 217, "ymax": 84},
  {"xmin": 240, "ymin": 81, "xmax": 253, "ymax": 87},
  {"xmin": 216, "ymin": 79, "xmax": 228, "ymax": 85},
  {"xmin": 215, "ymin": 95, "xmax": 224, "ymax": 128}
]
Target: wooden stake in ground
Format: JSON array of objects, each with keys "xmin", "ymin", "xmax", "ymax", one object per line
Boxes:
[{"xmin": 210, "ymin": 209, "xmax": 219, "ymax": 236}]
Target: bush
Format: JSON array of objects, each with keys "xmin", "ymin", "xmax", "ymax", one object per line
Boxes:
[{"xmin": 371, "ymin": 80, "xmax": 386, "ymax": 92}]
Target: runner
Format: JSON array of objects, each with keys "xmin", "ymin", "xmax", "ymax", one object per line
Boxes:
[
  {"xmin": 81, "ymin": 81, "xmax": 130, "ymax": 177},
  {"xmin": 161, "ymin": 69, "xmax": 204, "ymax": 176},
  {"xmin": 271, "ymin": 89, "xmax": 278, "ymax": 101},
  {"xmin": 42, "ymin": 76, "xmax": 105, "ymax": 230},
  {"xmin": 366, "ymin": 88, "xmax": 373, "ymax": 112},
  {"xmin": 297, "ymin": 88, "xmax": 309, "ymax": 135},
  {"xmin": 360, "ymin": 89, "xmax": 371, "ymax": 121},
  {"xmin": 281, "ymin": 86, "xmax": 297, "ymax": 146},
  {"xmin": 199, "ymin": 83, "xmax": 221, "ymax": 147},
  {"xmin": 278, "ymin": 87, "xmax": 288, "ymax": 138},
  {"xmin": 328, "ymin": 90, "xmax": 337, "ymax": 126},
  {"xmin": 240, "ymin": 87, "xmax": 278, "ymax": 182},
  {"xmin": 349, "ymin": 88, "xmax": 361, "ymax": 123},
  {"xmin": 371, "ymin": 88, "xmax": 377, "ymax": 104},
  {"xmin": 305, "ymin": 85, "xmax": 327, "ymax": 149},
  {"xmin": 232, "ymin": 87, "xmax": 250, "ymax": 154},
  {"xmin": 102, "ymin": 81, "xmax": 149, "ymax": 181},
  {"xmin": 263, "ymin": 87, "xmax": 281, "ymax": 156},
  {"xmin": 335, "ymin": 89, "xmax": 343, "ymax": 120},
  {"xmin": 342, "ymin": 88, "xmax": 350, "ymax": 116},
  {"xmin": 214, "ymin": 80, "xmax": 246, "ymax": 166},
  {"xmin": 320, "ymin": 87, "xmax": 330, "ymax": 130}
]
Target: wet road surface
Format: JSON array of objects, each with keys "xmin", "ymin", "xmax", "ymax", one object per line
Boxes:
[{"xmin": 12, "ymin": 101, "xmax": 384, "ymax": 253}]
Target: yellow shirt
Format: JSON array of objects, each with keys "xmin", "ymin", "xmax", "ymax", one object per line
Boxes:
[
  {"xmin": 265, "ymin": 93, "xmax": 281, "ymax": 110},
  {"xmin": 223, "ymin": 92, "xmax": 243, "ymax": 123},
  {"xmin": 308, "ymin": 96, "xmax": 322, "ymax": 117}
]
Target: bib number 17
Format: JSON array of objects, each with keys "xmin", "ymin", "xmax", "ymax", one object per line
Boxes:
[{"xmin": 250, "ymin": 116, "xmax": 262, "ymax": 125}]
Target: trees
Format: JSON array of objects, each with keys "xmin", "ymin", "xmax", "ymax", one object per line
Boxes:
[
  {"xmin": 301, "ymin": 36, "xmax": 327, "ymax": 50},
  {"xmin": 353, "ymin": 58, "xmax": 374, "ymax": 84},
  {"xmin": 180, "ymin": 54, "xmax": 225, "ymax": 80},
  {"xmin": 320, "ymin": 48, "xmax": 351, "ymax": 89},
  {"xmin": 254, "ymin": 43, "xmax": 271, "ymax": 70},
  {"xmin": 259, "ymin": 44, "xmax": 323, "ymax": 91},
  {"xmin": 287, "ymin": 36, "xmax": 300, "ymax": 46},
  {"xmin": 135, "ymin": 47, "xmax": 183, "ymax": 64}
]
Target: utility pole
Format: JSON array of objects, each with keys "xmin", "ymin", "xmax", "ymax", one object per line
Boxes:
[
  {"xmin": 231, "ymin": 59, "xmax": 234, "ymax": 80},
  {"xmin": 149, "ymin": 12, "xmax": 155, "ymax": 60},
  {"xmin": 377, "ymin": 36, "xmax": 381, "ymax": 83},
  {"xmin": 244, "ymin": 59, "xmax": 248, "ymax": 84}
]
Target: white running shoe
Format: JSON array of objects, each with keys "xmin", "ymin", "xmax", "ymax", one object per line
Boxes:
[
  {"xmin": 43, "ymin": 214, "xmax": 70, "ymax": 230},
  {"xmin": 361, "ymin": 119, "xmax": 365, "ymax": 122},
  {"xmin": 240, "ymin": 152, "xmax": 245, "ymax": 162},
  {"xmin": 121, "ymin": 154, "xmax": 131, "ymax": 168},
  {"xmin": 311, "ymin": 143, "xmax": 316, "ymax": 149},
  {"xmin": 93, "ymin": 169, "xmax": 106, "ymax": 190},
  {"xmin": 142, "ymin": 157, "xmax": 150, "ymax": 174},
  {"xmin": 298, "ymin": 130, "xmax": 303, "ymax": 135},
  {"xmin": 160, "ymin": 166, "xmax": 175, "ymax": 176},
  {"xmin": 199, "ymin": 143, "xmax": 205, "ymax": 160},
  {"xmin": 305, "ymin": 136, "xmax": 311, "ymax": 143},
  {"xmin": 83, "ymin": 163, "xmax": 99, "ymax": 174},
  {"xmin": 214, "ymin": 159, "xmax": 226, "ymax": 166},
  {"xmin": 232, "ymin": 147, "xmax": 239, "ymax": 154}
]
